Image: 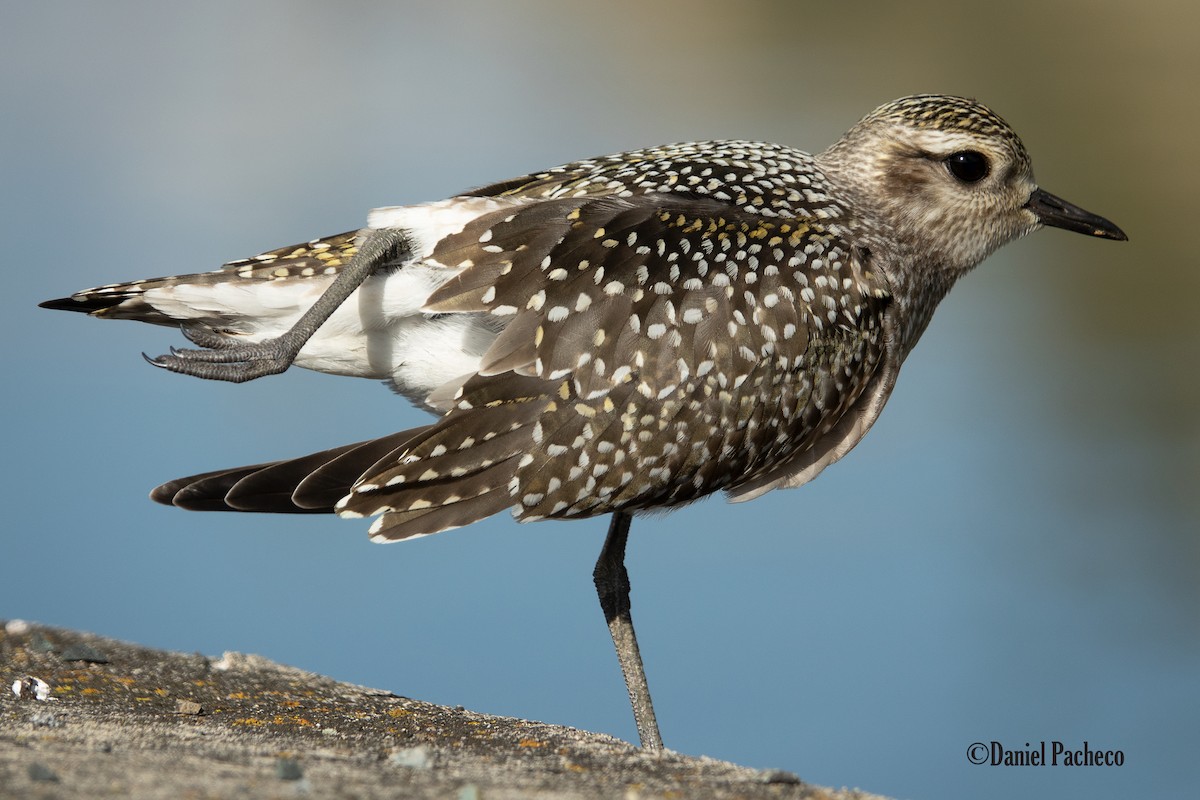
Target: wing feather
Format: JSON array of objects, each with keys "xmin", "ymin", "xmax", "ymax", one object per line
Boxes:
[{"xmin": 384, "ymin": 191, "xmax": 893, "ymax": 520}]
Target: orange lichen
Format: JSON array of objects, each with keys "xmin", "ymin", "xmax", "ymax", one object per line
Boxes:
[{"xmin": 271, "ymin": 715, "xmax": 314, "ymax": 727}]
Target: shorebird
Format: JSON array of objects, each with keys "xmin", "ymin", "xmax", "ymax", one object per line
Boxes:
[{"xmin": 41, "ymin": 95, "xmax": 1126, "ymax": 750}]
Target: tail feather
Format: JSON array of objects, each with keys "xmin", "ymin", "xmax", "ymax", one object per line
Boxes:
[
  {"xmin": 361, "ymin": 456, "xmax": 523, "ymax": 515},
  {"xmin": 364, "ymin": 424, "xmax": 533, "ymax": 488},
  {"xmin": 40, "ymin": 230, "xmax": 361, "ymax": 324},
  {"xmin": 369, "ymin": 490, "xmax": 514, "ymax": 541},
  {"xmin": 150, "ymin": 462, "xmax": 279, "ymax": 511},
  {"xmin": 291, "ymin": 431, "xmax": 427, "ymax": 509},
  {"xmin": 39, "ymin": 290, "xmax": 168, "ymax": 324},
  {"xmin": 152, "ymin": 373, "xmax": 556, "ymax": 542},
  {"xmin": 153, "ymin": 427, "xmax": 428, "ymax": 514},
  {"xmin": 221, "ymin": 442, "xmax": 368, "ymax": 513}
]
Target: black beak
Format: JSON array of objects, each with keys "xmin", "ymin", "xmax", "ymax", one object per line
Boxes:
[{"xmin": 1024, "ymin": 188, "xmax": 1127, "ymax": 241}]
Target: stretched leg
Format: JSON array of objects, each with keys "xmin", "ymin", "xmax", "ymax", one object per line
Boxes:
[
  {"xmin": 593, "ymin": 511, "xmax": 664, "ymax": 751},
  {"xmin": 145, "ymin": 227, "xmax": 413, "ymax": 383}
]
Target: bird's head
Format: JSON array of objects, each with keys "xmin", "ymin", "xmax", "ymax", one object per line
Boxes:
[{"xmin": 820, "ymin": 94, "xmax": 1125, "ymax": 274}]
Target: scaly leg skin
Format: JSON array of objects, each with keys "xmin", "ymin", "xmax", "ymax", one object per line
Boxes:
[
  {"xmin": 144, "ymin": 227, "xmax": 413, "ymax": 383},
  {"xmin": 593, "ymin": 511, "xmax": 665, "ymax": 751}
]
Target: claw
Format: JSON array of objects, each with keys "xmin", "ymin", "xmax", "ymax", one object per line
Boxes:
[
  {"xmin": 143, "ymin": 334, "xmax": 299, "ymax": 382},
  {"xmin": 141, "ymin": 349, "xmax": 292, "ymax": 382},
  {"xmin": 179, "ymin": 321, "xmax": 239, "ymax": 350}
]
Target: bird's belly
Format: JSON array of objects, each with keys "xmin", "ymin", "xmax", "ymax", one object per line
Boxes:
[{"xmin": 294, "ymin": 311, "xmax": 503, "ymax": 407}]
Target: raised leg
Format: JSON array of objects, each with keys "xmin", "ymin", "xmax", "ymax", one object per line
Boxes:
[
  {"xmin": 144, "ymin": 227, "xmax": 413, "ymax": 382},
  {"xmin": 593, "ymin": 511, "xmax": 664, "ymax": 751}
]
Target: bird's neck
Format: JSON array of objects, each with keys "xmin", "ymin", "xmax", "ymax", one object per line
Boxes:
[
  {"xmin": 879, "ymin": 251, "xmax": 962, "ymax": 358},
  {"xmin": 814, "ymin": 150, "xmax": 974, "ymax": 358}
]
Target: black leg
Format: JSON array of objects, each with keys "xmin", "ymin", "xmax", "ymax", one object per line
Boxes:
[
  {"xmin": 593, "ymin": 511, "xmax": 663, "ymax": 751},
  {"xmin": 145, "ymin": 227, "xmax": 413, "ymax": 383}
]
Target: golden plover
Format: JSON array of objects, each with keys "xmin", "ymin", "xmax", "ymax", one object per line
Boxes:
[{"xmin": 41, "ymin": 94, "xmax": 1126, "ymax": 750}]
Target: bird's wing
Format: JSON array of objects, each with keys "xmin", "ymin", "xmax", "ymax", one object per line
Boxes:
[{"xmin": 339, "ymin": 192, "xmax": 893, "ymax": 537}]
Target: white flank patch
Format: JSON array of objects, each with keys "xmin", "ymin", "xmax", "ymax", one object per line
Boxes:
[{"xmin": 367, "ymin": 197, "xmax": 522, "ymax": 260}]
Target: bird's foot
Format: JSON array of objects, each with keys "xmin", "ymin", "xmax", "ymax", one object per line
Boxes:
[{"xmin": 143, "ymin": 323, "xmax": 300, "ymax": 383}]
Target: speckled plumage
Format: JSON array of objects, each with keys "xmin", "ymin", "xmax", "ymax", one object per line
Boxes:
[
  {"xmin": 43, "ymin": 94, "xmax": 1125, "ymax": 537},
  {"xmin": 42, "ymin": 95, "xmax": 1125, "ymax": 749}
]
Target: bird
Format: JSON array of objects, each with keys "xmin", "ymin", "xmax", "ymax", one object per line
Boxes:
[{"xmin": 40, "ymin": 94, "xmax": 1126, "ymax": 751}]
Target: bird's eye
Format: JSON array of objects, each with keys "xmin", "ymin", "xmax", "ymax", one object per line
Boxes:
[{"xmin": 944, "ymin": 151, "xmax": 990, "ymax": 183}]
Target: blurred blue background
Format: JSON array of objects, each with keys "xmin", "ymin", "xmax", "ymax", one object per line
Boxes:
[{"xmin": 3, "ymin": 2, "xmax": 1196, "ymax": 798}]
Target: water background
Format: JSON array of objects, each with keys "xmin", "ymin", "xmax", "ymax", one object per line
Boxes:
[{"xmin": 3, "ymin": 3, "xmax": 1196, "ymax": 798}]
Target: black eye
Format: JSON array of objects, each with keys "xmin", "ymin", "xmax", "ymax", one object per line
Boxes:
[{"xmin": 945, "ymin": 150, "xmax": 990, "ymax": 183}]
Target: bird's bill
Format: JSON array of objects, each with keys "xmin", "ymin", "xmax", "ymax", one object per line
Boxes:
[{"xmin": 1025, "ymin": 188, "xmax": 1127, "ymax": 241}]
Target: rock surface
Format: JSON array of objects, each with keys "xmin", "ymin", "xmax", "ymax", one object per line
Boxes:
[{"xmin": 1, "ymin": 620, "xmax": 889, "ymax": 799}]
